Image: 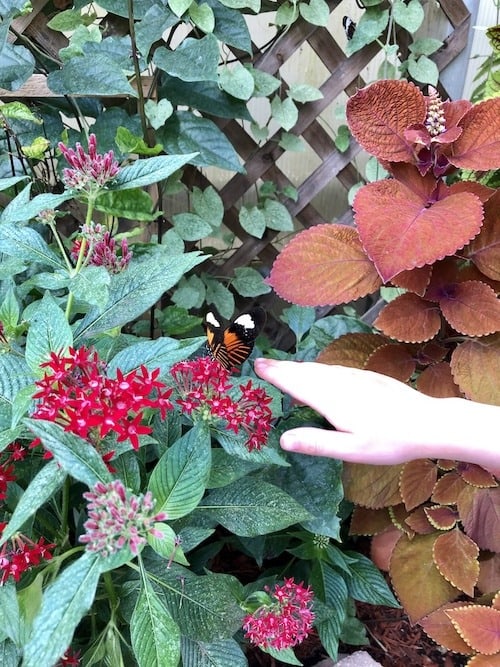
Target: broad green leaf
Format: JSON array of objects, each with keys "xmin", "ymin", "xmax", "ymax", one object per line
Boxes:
[
  {"xmin": 218, "ymin": 0, "xmax": 259, "ymax": 12},
  {"xmin": 159, "ymin": 74, "xmax": 251, "ymax": 120},
  {"xmin": 262, "ymin": 198, "xmax": 294, "ymax": 232},
  {"xmin": 264, "ymin": 646, "xmax": 302, "ymax": 665},
  {"xmin": 0, "ymin": 354, "xmax": 33, "ymax": 406},
  {"xmin": 207, "ymin": 449, "xmax": 262, "ymax": 489},
  {"xmin": 147, "ymin": 563, "xmax": 244, "ymax": 641},
  {"xmin": 172, "ymin": 278, "xmax": 206, "ymax": 310},
  {"xmin": 287, "ymin": 83, "xmax": 323, "ymax": 103},
  {"xmin": 96, "ymin": 189, "xmax": 157, "ymax": 221},
  {"xmin": 148, "ymin": 423, "xmax": 211, "ymax": 518},
  {"xmin": 311, "ymin": 561, "xmax": 349, "ymax": 630},
  {"xmin": 74, "ymin": 250, "xmax": 205, "ymax": 340},
  {"xmin": 270, "ymin": 95, "xmax": 298, "ymax": 131},
  {"xmin": 136, "ymin": 4, "xmax": 178, "ymax": 57},
  {"xmin": 299, "ymin": 0, "xmax": 329, "ymax": 26},
  {"xmin": 159, "ymin": 112, "xmax": 244, "ymax": 173},
  {"xmin": 334, "ymin": 124, "xmax": 351, "ymax": 152},
  {"xmin": 189, "ymin": 2, "xmax": 215, "ymax": 32},
  {"xmin": 47, "ymin": 55, "xmax": 137, "ymax": 96},
  {"xmin": 207, "ymin": 0, "xmax": 251, "ymax": 54},
  {"xmin": 205, "ymin": 278, "xmax": 234, "ymax": 318},
  {"xmin": 24, "ymin": 292, "xmax": 73, "ymax": 374},
  {"xmin": 216, "ymin": 430, "xmax": 288, "ymax": 466},
  {"xmin": 169, "ymin": 0, "xmax": 192, "ymax": 16},
  {"xmin": 181, "ymin": 637, "xmax": 247, "ymax": 667},
  {"xmin": 114, "ymin": 126, "xmax": 164, "ymax": 156},
  {"xmin": 275, "ymin": 1, "xmax": 299, "ymax": 26},
  {"xmin": 343, "ymin": 551, "xmax": 399, "ymax": 607},
  {"xmin": 0, "ymin": 185, "xmax": 73, "ymax": 225},
  {"xmin": 0, "ymin": 461, "xmax": 66, "ymax": 545},
  {"xmin": 409, "ymin": 37, "xmax": 443, "ymax": 56},
  {"xmin": 131, "ymin": 576, "xmax": 181, "ymax": 667},
  {"xmin": 279, "ymin": 132, "xmax": 305, "ymax": 151},
  {"xmin": 24, "ymin": 419, "xmax": 113, "ymax": 488},
  {"xmin": 146, "ymin": 522, "xmax": 189, "ymax": 565},
  {"xmin": 365, "ymin": 156, "xmax": 389, "ymax": 182},
  {"xmin": 249, "ymin": 67, "xmax": 281, "ymax": 97},
  {"xmin": 0, "ymin": 584, "xmax": 20, "ymax": 645},
  {"xmin": 47, "ymin": 8, "xmax": 96, "ymax": 31},
  {"xmin": 173, "ymin": 212, "xmax": 213, "ymax": 241},
  {"xmin": 281, "ymin": 304, "xmax": 316, "ymax": 343},
  {"xmin": 144, "ymin": 98, "xmax": 174, "ymax": 130},
  {"xmin": 250, "ymin": 122, "xmax": 269, "ymax": 141},
  {"xmin": 0, "ymin": 175, "xmax": 29, "ymax": 191},
  {"xmin": 69, "ymin": 266, "xmax": 110, "ymax": 310},
  {"xmin": 92, "ymin": 0, "xmax": 155, "ymax": 19},
  {"xmin": 392, "ymin": 0, "xmax": 424, "ymax": 32},
  {"xmin": 0, "ymin": 101, "xmax": 42, "ymax": 124},
  {"xmin": 0, "ymin": 640, "xmax": 19, "ymax": 667},
  {"xmin": 106, "ymin": 335, "xmax": 205, "ymax": 375},
  {"xmin": 239, "ymin": 205, "xmax": 266, "ymax": 238},
  {"xmin": 408, "ymin": 54, "xmax": 439, "ymax": 86},
  {"xmin": 21, "ymin": 136, "xmax": 50, "ymax": 159},
  {"xmin": 198, "ymin": 478, "xmax": 310, "ymax": 536},
  {"xmin": 0, "ymin": 43, "xmax": 34, "ymax": 91},
  {"xmin": 192, "ymin": 186, "xmax": 224, "ymax": 227},
  {"xmin": 23, "ymin": 552, "xmax": 101, "ymax": 667},
  {"xmin": 346, "ymin": 8, "xmax": 389, "ymax": 55},
  {"xmin": 218, "ymin": 64, "xmax": 254, "ymax": 100},
  {"xmin": 109, "ymin": 153, "xmax": 198, "ymax": 191},
  {"xmin": 233, "ymin": 266, "xmax": 271, "ymax": 297},
  {"xmin": 153, "ymin": 34, "xmax": 219, "ymax": 82}
]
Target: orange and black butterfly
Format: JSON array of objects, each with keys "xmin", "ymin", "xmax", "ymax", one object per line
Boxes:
[{"xmin": 203, "ymin": 307, "xmax": 266, "ymax": 370}]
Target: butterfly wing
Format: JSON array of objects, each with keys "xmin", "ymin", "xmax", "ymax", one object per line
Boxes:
[{"xmin": 204, "ymin": 307, "xmax": 266, "ymax": 370}]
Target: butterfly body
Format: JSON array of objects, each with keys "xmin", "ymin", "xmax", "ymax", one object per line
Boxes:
[{"xmin": 203, "ymin": 307, "xmax": 266, "ymax": 370}]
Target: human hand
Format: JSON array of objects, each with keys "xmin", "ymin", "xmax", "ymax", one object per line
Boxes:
[{"xmin": 254, "ymin": 358, "xmax": 500, "ymax": 468}]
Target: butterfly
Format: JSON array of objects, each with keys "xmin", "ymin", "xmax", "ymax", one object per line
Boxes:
[
  {"xmin": 203, "ymin": 306, "xmax": 266, "ymax": 370},
  {"xmin": 343, "ymin": 16, "xmax": 356, "ymax": 40}
]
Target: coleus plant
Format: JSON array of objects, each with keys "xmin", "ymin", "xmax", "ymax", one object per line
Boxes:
[
  {"xmin": 267, "ymin": 79, "xmax": 500, "ymax": 663},
  {"xmin": 0, "ymin": 134, "xmax": 399, "ymax": 666}
]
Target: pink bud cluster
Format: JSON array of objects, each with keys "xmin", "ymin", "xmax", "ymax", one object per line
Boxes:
[
  {"xmin": 58, "ymin": 133, "xmax": 120, "ymax": 192},
  {"xmin": 170, "ymin": 356, "xmax": 273, "ymax": 451},
  {"xmin": 242, "ymin": 578, "xmax": 315, "ymax": 650},
  {"xmin": 71, "ymin": 222, "xmax": 132, "ymax": 273}
]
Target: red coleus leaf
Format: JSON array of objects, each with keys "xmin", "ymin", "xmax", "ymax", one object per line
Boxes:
[
  {"xmin": 267, "ymin": 223, "xmax": 382, "ymax": 306},
  {"xmin": 416, "ymin": 362, "xmax": 462, "ymax": 398},
  {"xmin": 424, "ymin": 505, "xmax": 458, "ymax": 530},
  {"xmin": 374, "ymin": 292, "xmax": 441, "ymax": 342},
  {"xmin": 364, "ymin": 344, "xmax": 416, "ymax": 382},
  {"xmin": 353, "ymin": 180, "xmax": 483, "ymax": 282},
  {"xmin": 465, "ymin": 190, "xmax": 500, "ymax": 281},
  {"xmin": 431, "ymin": 471, "xmax": 468, "ymax": 505},
  {"xmin": 449, "ymin": 97, "xmax": 500, "ymax": 170},
  {"xmin": 391, "ymin": 265, "xmax": 432, "ymax": 295},
  {"xmin": 433, "ymin": 529, "xmax": 479, "ymax": 597},
  {"xmin": 461, "ymin": 487, "xmax": 500, "ymax": 553},
  {"xmin": 457, "ymin": 462, "xmax": 498, "ymax": 488},
  {"xmin": 316, "ymin": 332, "xmax": 388, "ymax": 368},
  {"xmin": 438, "ymin": 281, "xmax": 500, "ymax": 337},
  {"xmin": 450, "ymin": 334, "xmax": 500, "ymax": 404},
  {"xmin": 346, "ymin": 79, "xmax": 426, "ymax": 162},
  {"xmin": 446, "ymin": 605, "xmax": 500, "ymax": 655},
  {"xmin": 400, "ymin": 459, "xmax": 438, "ymax": 511}
]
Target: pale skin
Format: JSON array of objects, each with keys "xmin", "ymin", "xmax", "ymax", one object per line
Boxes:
[{"xmin": 254, "ymin": 358, "xmax": 500, "ymax": 470}]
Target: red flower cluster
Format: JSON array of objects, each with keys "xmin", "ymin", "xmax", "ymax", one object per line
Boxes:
[
  {"xmin": 170, "ymin": 356, "xmax": 273, "ymax": 451},
  {"xmin": 56, "ymin": 648, "xmax": 81, "ymax": 666},
  {"xmin": 32, "ymin": 347, "xmax": 173, "ymax": 453},
  {"xmin": 70, "ymin": 222, "xmax": 132, "ymax": 274},
  {"xmin": 58, "ymin": 133, "xmax": 120, "ymax": 192},
  {"xmin": 0, "ymin": 531, "xmax": 55, "ymax": 584},
  {"xmin": 242, "ymin": 578, "xmax": 315, "ymax": 650},
  {"xmin": 0, "ymin": 442, "xmax": 27, "ymax": 501}
]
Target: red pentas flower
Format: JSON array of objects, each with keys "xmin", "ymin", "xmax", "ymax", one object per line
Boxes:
[
  {"xmin": 32, "ymin": 347, "xmax": 173, "ymax": 458},
  {"xmin": 56, "ymin": 648, "xmax": 81, "ymax": 666},
  {"xmin": 0, "ymin": 442, "xmax": 27, "ymax": 502},
  {"xmin": 242, "ymin": 578, "xmax": 315, "ymax": 650},
  {"xmin": 0, "ymin": 533, "xmax": 56, "ymax": 584},
  {"xmin": 58, "ymin": 133, "xmax": 120, "ymax": 193},
  {"xmin": 170, "ymin": 356, "xmax": 273, "ymax": 451},
  {"xmin": 79, "ymin": 479, "xmax": 167, "ymax": 557}
]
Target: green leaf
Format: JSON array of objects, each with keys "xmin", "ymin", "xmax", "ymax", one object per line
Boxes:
[
  {"xmin": 173, "ymin": 212, "xmax": 213, "ymax": 241},
  {"xmin": 281, "ymin": 304, "xmax": 316, "ymax": 343},
  {"xmin": 249, "ymin": 67, "xmax": 281, "ymax": 97},
  {"xmin": 0, "ymin": 462, "xmax": 66, "ymax": 545},
  {"xmin": 208, "ymin": 449, "xmax": 262, "ymax": 488},
  {"xmin": 346, "ymin": 8, "xmax": 389, "ymax": 55},
  {"xmin": 192, "ymin": 186, "xmax": 224, "ymax": 227},
  {"xmin": 407, "ymin": 54, "xmax": 439, "ymax": 86},
  {"xmin": 181, "ymin": 637, "xmax": 247, "ymax": 666},
  {"xmin": 264, "ymin": 646, "xmax": 303, "ymax": 665},
  {"xmin": 343, "ymin": 551, "xmax": 400, "ymax": 607},
  {"xmin": 275, "ymin": 1, "xmax": 299, "ymax": 26},
  {"xmin": 392, "ymin": 0, "xmax": 424, "ymax": 32},
  {"xmin": 205, "ymin": 278, "xmax": 234, "ymax": 318},
  {"xmin": 270, "ymin": 96, "xmax": 298, "ymax": 131},
  {"xmin": 217, "ymin": 0, "xmax": 259, "ymax": 11},
  {"xmin": 68, "ymin": 266, "xmax": 111, "ymax": 311},
  {"xmin": 21, "ymin": 136, "xmax": 50, "ymax": 159},
  {"xmin": 169, "ymin": 0, "xmax": 192, "ymax": 16},
  {"xmin": 199, "ymin": 478, "xmax": 310, "ymax": 536},
  {"xmin": 279, "ymin": 132, "xmax": 305, "ymax": 151},
  {"xmin": 0, "ymin": 43, "xmax": 34, "ymax": 91},
  {"xmin": 409, "ymin": 37, "xmax": 443, "ymax": 57},
  {"xmin": 0, "ymin": 185, "xmax": 73, "ymax": 225},
  {"xmin": 0, "ymin": 101, "xmax": 42, "ymax": 124},
  {"xmin": 0, "ymin": 640, "xmax": 19, "ymax": 667},
  {"xmin": 148, "ymin": 423, "xmax": 211, "ymax": 518},
  {"xmin": 96, "ymin": 189, "xmax": 157, "ymax": 221},
  {"xmin": 136, "ymin": 4, "xmax": 178, "ymax": 57},
  {"xmin": 0, "ymin": 175, "xmax": 29, "ymax": 191},
  {"xmin": 233, "ymin": 266, "xmax": 271, "ymax": 297},
  {"xmin": 107, "ymin": 336, "xmax": 205, "ymax": 375},
  {"xmin": 153, "ymin": 34, "xmax": 219, "ymax": 82},
  {"xmin": 208, "ymin": 0, "xmax": 251, "ymax": 53},
  {"xmin": 47, "ymin": 55, "xmax": 137, "ymax": 96},
  {"xmin": 239, "ymin": 205, "xmax": 266, "ymax": 238},
  {"xmin": 218, "ymin": 64, "xmax": 254, "ymax": 100},
  {"xmin": 0, "ymin": 584, "xmax": 20, "ymax": 645},
  {"xmin": 262, "ymin": 198, "xmax": 294, "ymax": 232},
  {"xmin": 334, "ymin": 124, "xmax": 351, "ymax": 152},
  {"xmin": 144, "ymin": 98, "xmax": 174, "ymax": 130},
  {"xmin": 24, "ymin": 419, "xmax": 113, "ymax": 487},
  {"xmin": 74, "ymin": 250, "xmax": 205, "ymax": 340},
  {"xmin": 147, "ymin": 522, "xmax": 189, "ymax": 565},
  {"xmin": 23, "ymin": 552, "xmax": 101, "ymax": 667},
  {"xmin": 114, "ymin": 126, "xmax": 164, "ymax": 156},
  {"xmin": 0, "ymin": 354, "xmax": 33, "ymax": 406},
  {"xmin": 159, "ymin": 112, "xmax": 244, "ymax": 172},
  {"xmin": 299, "ymin": 0, "xmax": 329, "ymax": 26},
  {"xmin": 287, "ymin": 82, "xmax": 323, "ymax": 103},
  {"xmin": 189, "ymin": 2, "xmax": 215, "ymax": 32},
  {"xmin": 110, "ymin": 153, "xmax": 198, "ymax": 190},
  {"xmin": 24, "ymin": 292, "xmax": 73, "ymax": 374},
  {"xmin": 131, "ymin": 576, "xmax": 181, "ymax": 667},
  {"xmin": 47, "ymin": 8, "xmax": 96, "ymax": 31}
]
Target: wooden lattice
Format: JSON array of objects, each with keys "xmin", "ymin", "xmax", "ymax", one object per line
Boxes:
[{"xmin": 1, "ymin": 0, "xmax": 472, "ymax": 342}]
